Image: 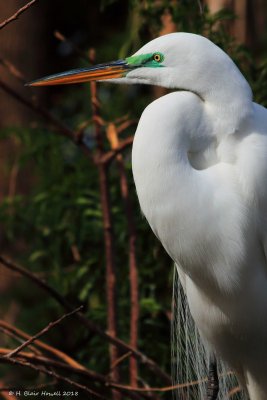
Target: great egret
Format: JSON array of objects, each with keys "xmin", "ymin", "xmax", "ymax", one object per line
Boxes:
[{"xmin": 29, "ymin": 33, "xmax": 267, "ymax": 400}]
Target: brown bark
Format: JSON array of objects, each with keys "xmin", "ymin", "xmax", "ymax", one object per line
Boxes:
[
  {"xmin": 107, "ymin": 123, "xmax": 139, "ymax": 386},
  {"xmin": 89, "ymin": 50, "xmax": 121, "ymax": 400},
  {"xmin": 0, "ymin": 0, "xmax": 38, "ymax": 30}
]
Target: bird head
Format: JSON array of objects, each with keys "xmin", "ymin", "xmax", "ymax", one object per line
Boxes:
[
  {"xmin": 27, "ymin": 32, "xmax": 252, "ymax": 127},
  {"xmin": 27, "ymin": 33, "xmax": 218, "ymax": 89}
]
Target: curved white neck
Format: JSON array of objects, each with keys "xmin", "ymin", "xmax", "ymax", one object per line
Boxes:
[
  {"xmin": 132, "ymin": 91, "xmax": 203, "ymax": 255},
  {"xmin": 132, "ymin": 89, "xmax": 252, "ymax": 292}
]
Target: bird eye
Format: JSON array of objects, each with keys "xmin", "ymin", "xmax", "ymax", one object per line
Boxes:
[{"xmin": 153, "ymin": 53, "xmax": 163, "ymax": 63}]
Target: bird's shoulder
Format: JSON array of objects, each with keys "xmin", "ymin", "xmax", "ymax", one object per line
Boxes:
[
  {"xmin": 136, "ymin": 91, "xmax": 206, "ymax": 144},
  {"xmin": 142, "ymin": 90, "xmax": 204, "ymax": 124}
]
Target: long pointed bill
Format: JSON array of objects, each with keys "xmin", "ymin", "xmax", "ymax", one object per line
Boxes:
[{"xmin": 27, "ymin": 60, "xmax": 130, "ymax": 87}]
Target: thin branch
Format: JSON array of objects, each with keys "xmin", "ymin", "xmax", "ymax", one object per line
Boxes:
[
  {"xmin": 110, "ymin": 351, "xmax": 132, "ymax": 370},
  {"xmin": 0, "ymin": 326, "xmax": 42, "ymax": 356},
  {"xmin": 4, "ymin": 306, "xmax": 82, "ymax": 359},
  {"xmin": 111, "ymin": 371, "xmax": 234, "ymax": 393},
  {"xmin": 0, "ymin": 319, "xmax": 85, "ymax": 369},
  {"xmin": 106, "ymin": 123, "xmax": 139, "ymax": 386},
  {"xmin": 0, "ymin": 348, "xmax": 106, "ymax": 383},
  {"xmin": 0, "ymin": 346, "xmax": 229, "ymax": 398},
  {"xmin": 100, "ymin": 136, "xmax": 134, "ymax": 165},
  {"xmin": 0, "ymin": 356, "xmax": 107, "ymax": 400},
  {"xmin": 89, "ymin": 49, "xmax": 121, "ymax": 400},
  {"xmin": 0, "ymin": 255, "xmax": 171, "ymax": 384},
  {"xmin": 111, "ymin": 379, "xmax": 207, "ymax": 392},
  {"xmin": 0, "ymin": 349, "xmax": 145, "ymax": 400},
  {"xmin": 117, "ymin": 120, "xmax": 138, "ymax": 134},
  {"xmin": 0, "ymin": 0, "xmax": 38, "ymax": 30},
  {"xmin": 0, "ymin": 346, "xmax": 199, "ymax": 393}
]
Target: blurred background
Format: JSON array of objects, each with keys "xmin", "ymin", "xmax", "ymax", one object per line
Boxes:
[{"xmin": 0, "ymin": 0, "xmax": 267, "ymax": 399}]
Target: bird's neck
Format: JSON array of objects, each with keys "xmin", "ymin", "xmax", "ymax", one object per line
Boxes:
[
  {"xmin": 132, "ymin": 89, "xmax": 252, "ymax": 292},
  {"xmin": 132, "ymin": 92, "xmax": 206, "ymax": 265},
  {"xmin": 173, "ymin": 58, "xmax": 253, "ymax": 135}
]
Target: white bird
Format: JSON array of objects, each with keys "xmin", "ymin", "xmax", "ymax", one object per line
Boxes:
[{"xmin": 29, "ymin": 32, "xmax": 267, "ymax": 400}]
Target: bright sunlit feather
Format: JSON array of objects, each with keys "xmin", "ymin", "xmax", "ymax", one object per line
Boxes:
[{"xmin": 130, "ymin": 33, "xmax": 267, "ymax": 400}]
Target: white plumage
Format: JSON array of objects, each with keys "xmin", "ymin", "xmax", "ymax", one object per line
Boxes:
[{"xmin": 131, "ymin": 33, "xmax": 267, "ymax": 400}]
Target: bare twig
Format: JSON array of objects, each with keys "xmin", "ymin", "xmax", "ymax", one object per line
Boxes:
[
  {"xmin": 110, "ymin": 351, "xmax": 132, "ymax": 370},
  {"xmin": 0, "ymin": 0, "xmax": 38, "ymax": 30},
  {"xmin": 4, "ymin": 306, "xmax": 83, "ymax": 359},
  {"xmin": 0, "ymin": 349, "xmax": 145, "ymax": 400},
  {"xmin": 117, "ymin": 120, "xmax": 138, "ymax": 134},
  {"xmin": 0, "ymin": 348, "xmax": 106, "ymax": 383},
  {"xmin": 0, "ymin": 320, "xmax": 85, "ymax": 369},
  {"xmin": 0, "ymin": 348, "xmax": 103, "ymax": 379},
  {"xmin": 0, "ymin": 326, "xmax": 42, "ymax": 356},
  {"xmin": 0, "ymin": 339, "xmax": 233, "ymax": 397},
  {"xmin": 100, "ymin": 136, "xmax": 134, "ymax": 165},
  {"xmin": 111, "ymin": 371, "xmax": 234, "ymax": 393},
  {"xmin": 106, "ymin": 123, "xmax": 139, "ymax": 386},
  {"xmin": 0, "ymin": 356, "xmax": 107, "ymax": 400},
  {"xmin": 0, "ymin": 255, "xmax": 171, "ymax": 384},
  {"xmin": 0, "ymin": 346, "xmax": 220, "ymax": 393},
  {"xmin": 89, "ymin": 48, "xmax": 121, "ymax": 400}
]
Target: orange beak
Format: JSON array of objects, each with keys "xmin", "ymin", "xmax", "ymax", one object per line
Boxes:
[{"xmin": 26, "ymin": 60, "xmax": 130, "ymax": 87}]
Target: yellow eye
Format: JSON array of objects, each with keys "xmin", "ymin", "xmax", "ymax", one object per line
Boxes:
[{"xmin": 153, "ymin": 53, "xmax": 162, "ymax": 62}]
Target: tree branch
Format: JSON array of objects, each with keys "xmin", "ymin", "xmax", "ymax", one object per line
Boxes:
[
  {"xmin": 0, "ymin": 349, "xmax": 146, "ymax": 400},
  {"xmin": 0, "ymin": 0, "xmax": 38, "ymax": 30},
  {"xmin": 0, "ymin": 356, "xmax": 107, "ymax": 400},
  {"xmin": 4, "ymin": 306, "xmax": 82, "ymax": 359},
  {"xmin": 0, "ymin": 320, "xmax": 85, "ymax": 369},
  {"xmin": 0, "ymin": 255, "xmax": 171, "ymax": 384},
  {"xmin": 100, "ymin": 136, "xmax": 134, "ymax": 165},
  {"xmin": 106, "ymin": 123, "xmax": 139, "ymax": 386},
  {"xmin": 89, "ymin": 49, "xmax": 121, "ymax": 400}
]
